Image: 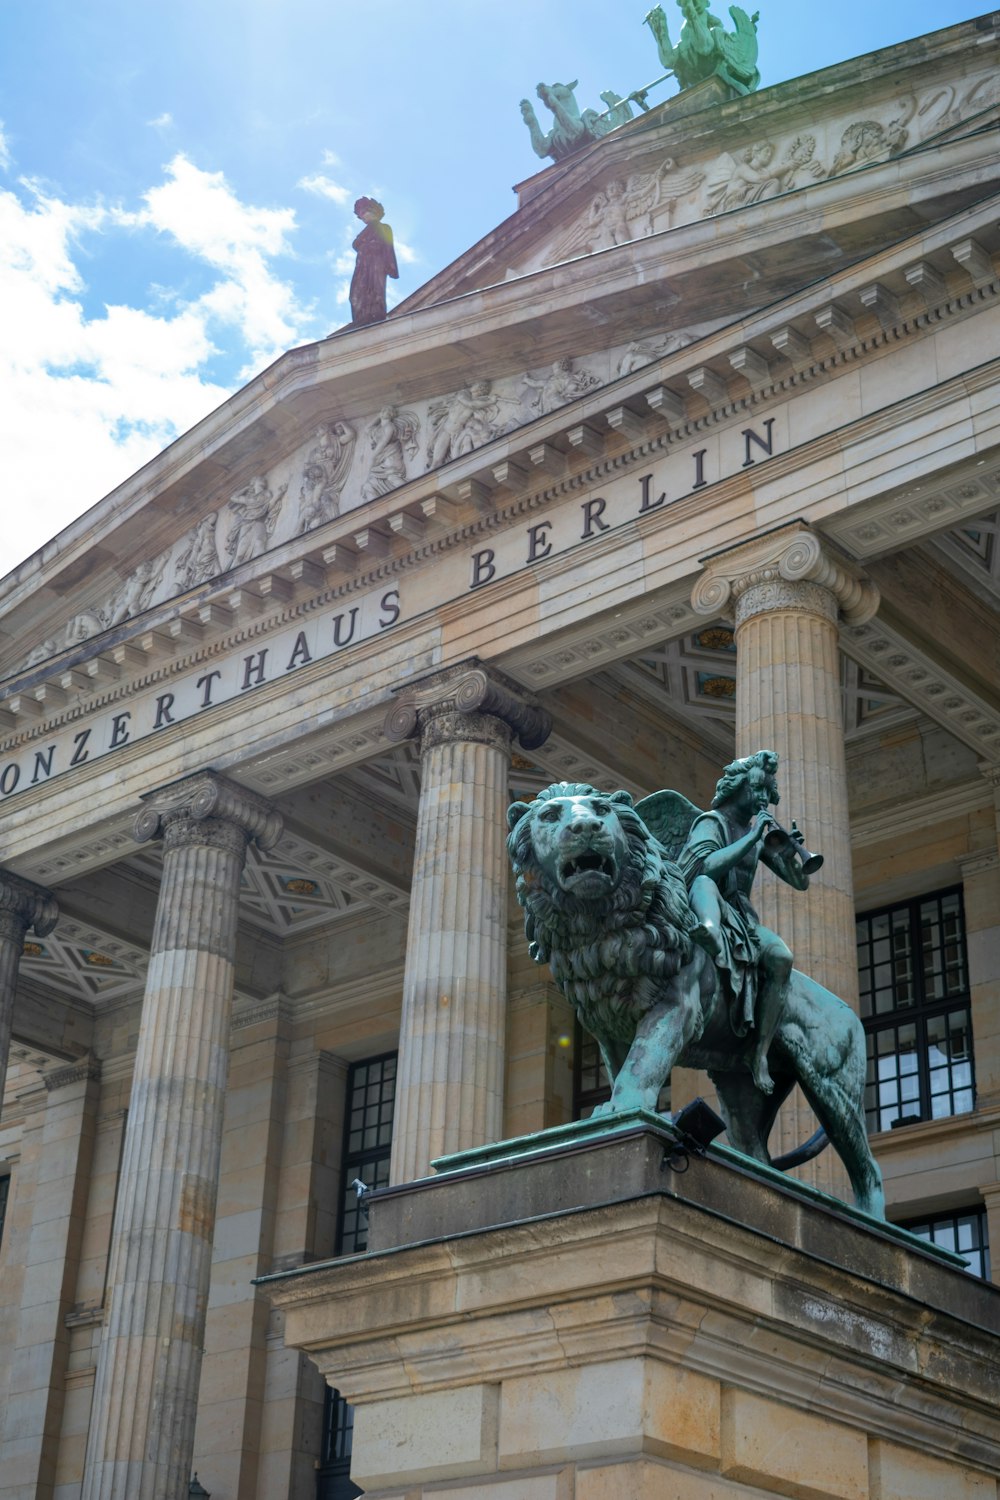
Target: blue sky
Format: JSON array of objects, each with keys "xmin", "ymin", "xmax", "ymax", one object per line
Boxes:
[{"xmin": 0, "ymin": 0, "xmax": 988, "ymax": 571}]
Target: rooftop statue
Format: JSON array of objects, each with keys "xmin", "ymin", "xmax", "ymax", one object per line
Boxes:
[
  {"xmin": 348, "ymin": 196, "xmax": 398, "ymax": 327},
  {"xmin": 507, "ymin": 754, "xmax": 885, "ymax": 1217},
  {"xmin": 645, "ymin": 0, "xmax": 761, "ymax": 97},
  {"xmin": 520, "ymin": 80, "xmax": 635, "ymax": 164}
]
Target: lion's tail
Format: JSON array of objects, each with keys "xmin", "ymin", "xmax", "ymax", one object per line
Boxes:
[{"xmin": 771, "ymin": 1127, "xmax": 828, "ymax": 1170}]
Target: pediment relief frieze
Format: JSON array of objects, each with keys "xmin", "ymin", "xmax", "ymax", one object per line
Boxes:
[
  {"xmin": 6, "ymin": 325, "xmax": 721, "ymax": 680},
  {"xmin": 463, "ymin": 62, "xmax": 1000, "ymax": 286},
  {"xmin": 3, "ymin": 194, "xmax": 996, "ymax": 717}
]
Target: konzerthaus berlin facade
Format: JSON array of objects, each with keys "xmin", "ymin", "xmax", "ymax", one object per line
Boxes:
[{"xmin": 1, "ymin": 13, "xmax": 999, "ymax": 1500}]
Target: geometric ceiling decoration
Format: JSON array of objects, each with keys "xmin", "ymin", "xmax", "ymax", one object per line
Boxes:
[
  {"xmin": 617, "ymin": 625, "xmax": 740, "ymax": 754},
  {"xmin": 841, "ymin": 657, "xmax": 918, "ymax": 737},
  {"xmin": 609, "ymin": 624, "xmax": 918, "ymax": 750},
  {"xmin": 933, "ymin": 508, "xmax": 1000, "ymax": 607},
  {"xmin": 126, "ymin": 827, "xmax": 410, "ymax": 939},
  {"xmin": 20, "ymin": 916, "xmax": 148, "ymax": 1003},
  {"xmin": 340, "ymin": 740, "xmax": 422, "ymax": 815},
  {"xmin": 237, "ymin": 828, "xmax": 409, "ymax": 936}
]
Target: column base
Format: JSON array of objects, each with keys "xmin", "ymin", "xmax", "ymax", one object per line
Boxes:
[{"xmin": 263, "ymin": 1119, "xmax": 1000, "ymax": 1499}]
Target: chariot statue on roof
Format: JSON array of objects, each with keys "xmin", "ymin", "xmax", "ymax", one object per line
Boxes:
[{"xmin": 645, "ymin": 0, "xmax": 761, "ymax": 97}]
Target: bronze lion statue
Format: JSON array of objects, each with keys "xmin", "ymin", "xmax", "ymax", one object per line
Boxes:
[{"xmin": 507, "ymin": 781, "xmax": 884, "ymax": 1218}]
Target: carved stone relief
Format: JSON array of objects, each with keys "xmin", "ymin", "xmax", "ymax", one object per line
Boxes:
[
  {"xmin": 426, "ymin": 382, "xmax": 521, "ymax": 468},
  {"xmin": 513, "ymin": 65, "xmax": 999, "ymax": 276},
  {"xmin": 297, "ymin": 421, "xmax": 356, "ymax": 534},
  {"xmin": 522, "ymin": 357, "xmax": 600, "ymax": 415},
  {"xmin": 8, "ymin": 320, "xmax": 720, "ymax": 674},
  {"xmin": 225, "ymin": 475, "xmax": 288, "ymax": 566},
  {"xmin": 174, "ymin": 515, "xmax": 221, "ymax": 592},
  {"xmin": 361, "ymin": 406, "xmax": 420, "ymax": 500}
]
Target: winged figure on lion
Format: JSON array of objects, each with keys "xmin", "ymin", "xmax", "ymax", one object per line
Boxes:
[{"xmin": 506, "ymin": 750, "xmax": 884, "ymax": 1218}]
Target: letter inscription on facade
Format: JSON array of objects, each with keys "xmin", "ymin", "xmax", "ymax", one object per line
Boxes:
[{"xmin": 0, "ymin": 583, "xmax": 401, "ymax": 801}]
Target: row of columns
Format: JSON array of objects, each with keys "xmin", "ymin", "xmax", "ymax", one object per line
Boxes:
[{"xmin": 0, "ymin": 521, "xmax": 921, "ymax": 1497}]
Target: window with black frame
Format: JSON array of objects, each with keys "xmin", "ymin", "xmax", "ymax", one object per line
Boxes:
[
  {"xmin": 857, "ymin": 888, "xmax": 974, "ymax": 1134},
  {"xmin": 901, "ymin": 1205, "xmax": 990, "ymax": 1280},
  {"xmin": 316, "ymin": 1050, "xmax": 397, "ymax": 1500}
]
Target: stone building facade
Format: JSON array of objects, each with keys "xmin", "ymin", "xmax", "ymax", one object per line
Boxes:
[{"xmin": 1, "ymin": 13, "xmax": 999, "ymax": 1499}]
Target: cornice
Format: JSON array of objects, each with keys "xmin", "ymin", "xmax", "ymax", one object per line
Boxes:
[
  {"xmin": 850, "ymin": 778, "xmax": 990, "ymax": 849},
  {"xmin": 1, "ymin": 176, "xmax": 997, "ymax": 722}
]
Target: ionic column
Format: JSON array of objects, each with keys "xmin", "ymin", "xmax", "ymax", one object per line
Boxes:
[
  {"xmin": 0, "ymin": 870, "xmax": 58, "ymax": 1107},
  {"xmin": 385, "ymin": 661, "xmax": 550, "ymax": 1181},
  {"xmin": 81, "ymin": 772, "xmax": 281, "ymax": 1500},
  {"xmin": 693, "ymin": 525, "xmax": 879, "ymax": 1181}
]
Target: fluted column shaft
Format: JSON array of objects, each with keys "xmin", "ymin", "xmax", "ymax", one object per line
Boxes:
[
  {"xmin": 694, "ymin": 525, "xmax": 879, "ymax": 1187},
  {"xmin": 0, "ymin": 871, "xmax": 59, "ymax": 1107},
  {"xmin": 734, "ymin": 578, "xmax": 857, "ymax": 1004},
  {"xmin": 385, "ymin": 661, "xmax": 551, "ymax": 1182},
  {"xmin": 81, "ymin": 773, "xmax": 281, "ymax": 1500}
]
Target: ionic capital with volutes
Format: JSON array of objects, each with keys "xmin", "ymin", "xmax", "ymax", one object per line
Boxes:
[
  {"xmin": 692, "ymin": 522, "xmax": 880, "ymax": 628},
  {"xmin": 383, "ymin": 658, "xmax": 551, "ymax": 756},
  {"xmin": 133, "ymin": 769, "xmax": 283, "ymax": 854},
  {"xmin": 0, "ymin": 868, "xmax": 59, "ymax": 947}
]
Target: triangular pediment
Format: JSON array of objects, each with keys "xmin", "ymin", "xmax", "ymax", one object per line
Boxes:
[
  {"xmin": 0, "ymin": 15, "xmax": 997, "ymax": 713},
  {"xmin": 398, "ymin": 16, "xmax": 1000, "ymax": 308}
]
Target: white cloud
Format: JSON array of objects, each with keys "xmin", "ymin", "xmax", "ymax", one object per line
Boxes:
[
  {"xmin": 395, "ymin": 239, "xmax": 418, "ymax": 265},
  {"xmin": 127, "ymin": 153, "xmax": 314, "ymax": 375},
  {"xmin": 298, "ymin": 171, "xmax": 351, "ymax": 206},
  {"xmin": 0, "ymin": 122, "xmax": 11, "ymax": 172},
  {"xmin": 0, "ymin": 159, "xmax": 321, "ymax": 570},
  {"xmin": 321, "ymin": 149, "xmax": 341, "ymax": 168},
  {"xmin": 147, "ymin": 111, "xmax": 174, "ymax": 130}
]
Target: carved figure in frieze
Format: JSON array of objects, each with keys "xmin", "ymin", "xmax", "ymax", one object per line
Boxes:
[
  {"xmin": 297, "ymin": 420, "xmax": 357, "ymax": 533},
  {"xmin": 918, "ymin": 75, "xmax": 998, "ymax": 136},
  {"xmin": 645, "ymin": 0, "xmax": 761, "ymax": 98},
  {"xmin": 616, "ymin": 331, "xmax": 693, "ymax": 376},
  {"xmin": 426, "ymin": 381, "xmax": 521, "ymax": 469},
  {"xmin": 21, "ymin": 637, "xmax": 61, "ymax": 669},
  {"xmin": 225, "ymin": 475, "xmax": 287, "ymax": 567},
  {"xmin": 705, "ymin": 140, "xmax": 783, "ymax": 214},
  {"xmin": 830, "ymin": 97, "xmax": 915, "ymax": 175},
  {"xmin": 360, "ymin": 405, "xmax": 419, "ymax": 501},
  {"xmin": 522, "ymin": 357, "xmax": 599, "ymax": 415},
  {"xmin": 175, "ymin": 514, "xmax": 222, "ymax": 591},
  {"xmin": 558, "ymin": 156, "xmax": 706, "ymax": 262},
  {"xmin": 104, "ymin": 559, "xmax": 163, "ymax": 626}
]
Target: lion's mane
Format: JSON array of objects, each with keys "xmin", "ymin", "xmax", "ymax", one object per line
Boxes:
[{"xmin": 507, "ymin": 782, "xmax": 696, "ymax": 1042}]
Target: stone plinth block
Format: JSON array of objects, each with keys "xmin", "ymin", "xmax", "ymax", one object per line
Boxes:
[{"xmin": 261, "ymin": 1116, "xmax": 1000, "ymax": 1499}]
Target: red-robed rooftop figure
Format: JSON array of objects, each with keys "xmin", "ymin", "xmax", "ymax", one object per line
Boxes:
[{"xmin": 348, "ymin": 196, "xmax": 399, "ymax": 327}]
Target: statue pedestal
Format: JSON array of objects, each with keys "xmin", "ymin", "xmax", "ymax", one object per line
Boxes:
[{"xmin": 262, "ymin": 1115, "xmax": 1000, "ymax": 1499}]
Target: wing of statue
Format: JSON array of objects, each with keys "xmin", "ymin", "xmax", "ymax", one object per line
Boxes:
[
  {"xmin": 661, "ymin": 161, "xmax": 707, "ymax": 201},
  {"xmin": 622, "ymin": 167, "xmax": 666, "ymax": 219},
  {"xmin": 633, "ymin": 789, "xmax": 702, "ymax": 863},
  {"xmin": 718, "ymin": 7, "xmax": 760, "ymax": 75}
]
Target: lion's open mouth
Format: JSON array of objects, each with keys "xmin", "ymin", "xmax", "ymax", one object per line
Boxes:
[{"xmin": 561, "ymin": 852, "xmax": 616, "ymax": 885}]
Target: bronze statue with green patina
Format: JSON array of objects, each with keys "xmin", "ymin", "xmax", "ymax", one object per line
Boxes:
[
  {"xmin": 645, "ymin": 0, "xmax": 761, "ymax": 96},
  {"xmin": 506, "ymin": 753, "xmax": 884, "ymax": 1217}
]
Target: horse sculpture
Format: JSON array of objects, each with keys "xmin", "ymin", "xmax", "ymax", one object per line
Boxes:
[{"xmin": 520, "ymin": 80, "xmax": 632, "ymax": 163}]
